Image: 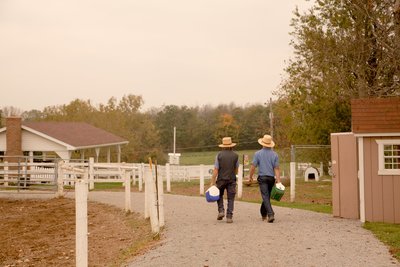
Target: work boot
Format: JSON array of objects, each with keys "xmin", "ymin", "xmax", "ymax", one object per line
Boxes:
[
  {"xmin": 262, "ymin": 216, "xmax": 267, "ymax": 221},
  {"xmin": 217, "ymin": 212, "xmax": 224, "ymax": 220},
  {"xmin": 226, "ymin": 217, "xmax": 233, "ymax": 223},
  {"xmin": 267, "ymin": 215, "xmax": 275, "ymax": 223}
]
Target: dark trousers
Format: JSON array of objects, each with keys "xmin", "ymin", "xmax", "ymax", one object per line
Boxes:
[
  {"xmin": 216, "ymin": 179, "xmax": 236, "ymax": 218},
  {"xmin": 257, "ymin": 175, "xmax": 275, "ymax": 217}
]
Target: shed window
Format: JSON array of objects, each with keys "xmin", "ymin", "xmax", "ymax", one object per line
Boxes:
[{"xmin": 377, "ymin": 140, "xmax": 400, "ymax": 175}]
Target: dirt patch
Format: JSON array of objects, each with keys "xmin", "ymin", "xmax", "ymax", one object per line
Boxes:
[{"xmin": 0, "ymin": 198, "xmax": 158, "ymax": 267}]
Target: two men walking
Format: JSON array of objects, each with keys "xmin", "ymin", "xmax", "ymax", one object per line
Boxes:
[{"xmin": 211, "ymin": 134, "xmax": 281, "ymax": 223}]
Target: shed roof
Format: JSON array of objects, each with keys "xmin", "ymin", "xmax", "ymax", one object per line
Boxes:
[
  {"xmin": 21, "ymin": 121, "xmax": 128, "ymax": 149},
  {"xmin": 351, "ymin": 97, "xmax": 400, "ymax": 134}
]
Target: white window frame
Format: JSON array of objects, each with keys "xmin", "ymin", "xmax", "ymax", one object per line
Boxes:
[{"xmin": 376, "ymin": 139, "xmax": 400, "ymax": 175}]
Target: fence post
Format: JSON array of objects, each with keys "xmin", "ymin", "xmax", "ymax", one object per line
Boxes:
[
  {"xmin": 199, "ymin": 164, "xmax": 204, "ymax": 195},
  {"xmin": 166, "ymin": 163, "xmax": 171, "ymax": 193},
  {"xmin": 290, "ymin": 145, "xmax": 296, "ymax": 202},
  {"xmin": 88, "ymin": 157, "xmax": 94, "ymax": 190},
  {"xmin": 237, "ymin": 164, "xmax": 243, "ymax": 199},
  {"xmin": 4, "ymin": 161, "xmax": 8, "ymax": 187},
  {"xmin": 138, "ymin": 163, "xmax": 144, "ymax": 192},
  {"xmin": 132, "ymin": 168, "xmax": 137, "ymax": 186},
  {"xmin": 318, "ymin": 162, "xmax": 323, "ymax": 181},
  {"xmin": 144, "ymin": 167, "xmax": 149, "ymax": 219},
  {"xmin": 124, "ymin": 170, "xmax": 132, "ymax": 212},
  {"xmin": 145, "ymin": 167, "xmax": 159, "ymax": 233},
  {"xmin": 56, "ymin": 161, "xmax": 64, "ymax": 197},
  {"xmin": 157, "ymin": 168, "xmax": 165, "ymax": 228},
  {"xmin": 75, "ymin": 178, "xmax": 88, "ymax": 267}
]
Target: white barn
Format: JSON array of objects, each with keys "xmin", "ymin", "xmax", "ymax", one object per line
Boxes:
[{"xmin": 0, "ymin": 117, "xmax": 128, "ymax": 162}]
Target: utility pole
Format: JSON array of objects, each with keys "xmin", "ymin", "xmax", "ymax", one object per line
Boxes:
[
  {"xmin": 269, "ymin": 97, "xmax": 274, "ymax": 139},
  {"xmin": 173, "ymin": 126, "xmax": 176, "ymax": 155}
]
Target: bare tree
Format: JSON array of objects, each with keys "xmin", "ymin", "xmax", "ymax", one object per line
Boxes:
[{"xmin": 1, "ymin": 106, "xmax": 23, "ymax": 117}]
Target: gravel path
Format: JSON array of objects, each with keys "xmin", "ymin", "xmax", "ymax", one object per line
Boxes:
[{"xmin": 87, "ymin": 192, "xmax": 399, "ymax": 267}]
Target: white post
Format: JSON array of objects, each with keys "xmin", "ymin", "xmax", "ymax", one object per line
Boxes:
[
  {"xmin": 56, "ymin": 161, "xmax": 64, "ymax": 197},
  {"xmin": 117, "ymin": 144, "xmax": 121, "ymax": 163},
  {"xmin": 124, "ymin": 170, "xmax": 132, "ymax": 212},
  {"xmin": 157, "ymin": 169, "xmax": 165, "ymax": 228},
  {"xmin": 238, "ymin": 164, "xmax": 243, "ymax": 199},
  {"xmin": 290, "ymin": 162, "xmax": 296, "ymax": 202},
  {"xmin": 199, "ymin": 164, "xmax": 204, "ymax": 195},
  {"xmin": 358, "ymin": 137, "xmax": 366, "ymax": 222},
  {"xmin": 145, "ymin": 167, "xmax": 159, "ymax": 233},
  {"xmin": 144, "ymin": 167, "xmax": 149, "ymax": 219},
  {"xmin": 95, "ymin": 148, "xmax": 100, "ymax": 163},
  {"xmin": 75, "ymin": 179, "xmax": 88, "ymax": 267},
  {"xmin": 4, "ymin": 161, "xmax": 8, "ymax": 187},
  {"xmin": 138, "ymin": 163, "xmax": 144, "ymax": 192},
  {"xmin": 317, "ymin": 162, "xmax": 323, "ymax": 181},
  {"xmin": 132, "ymin": 169, "xmax": 136, "ymax": 186},
  {"xmin": 22, "ymin": 165, "xmax": 27, "ymax": 188},
  {"xmin": 107, "ymin": 147, "xmax": 111, "ymax": 163},
  {"xmin": 166, "ymin": 163, "xmax": 171, "ymax": 193},
  {"xmin": 89, "ymin": 157, "xmax": 94, "ymax": 190}
]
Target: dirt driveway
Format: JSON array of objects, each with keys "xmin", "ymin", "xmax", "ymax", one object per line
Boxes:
[{"xmin": 86, "ymin": 192, "xmax": 399, "ymax": 267}]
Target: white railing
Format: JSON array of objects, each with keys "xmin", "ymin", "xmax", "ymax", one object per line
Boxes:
[{"xmin": 0, "ymin": 159, "xmax": 246, "ymax": 198}]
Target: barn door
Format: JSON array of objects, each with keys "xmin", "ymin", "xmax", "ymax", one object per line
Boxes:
[{"xmin": 331, "ymin": 133, "xmax": 359, "ymax": 219}]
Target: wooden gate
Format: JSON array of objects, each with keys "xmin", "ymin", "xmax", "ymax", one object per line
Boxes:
[{"xmin": 331, "ymin": 133, "xmax": 359, "ymax": 219}]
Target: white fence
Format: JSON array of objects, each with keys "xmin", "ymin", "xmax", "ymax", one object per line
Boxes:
[{"xmin": 0, "ymin": 159, "xmax": 245, "ymax": 198}]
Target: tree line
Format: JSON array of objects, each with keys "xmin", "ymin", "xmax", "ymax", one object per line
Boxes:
[
  {"xmin": 1, "ymin": 0, "xmax": 399, "ymax": 163},
  {"xmin": 1, "ymin": 96, "xmax": 273, "ymax": 163}
]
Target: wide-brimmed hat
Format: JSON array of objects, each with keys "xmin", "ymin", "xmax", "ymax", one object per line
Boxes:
[
  {"xmin": 258, "ymin": 134, "xmax": 275, "ymax": 148},
  {"xmin": 218, "ymin": 137, "xmax": 236, "ymax": 148}
]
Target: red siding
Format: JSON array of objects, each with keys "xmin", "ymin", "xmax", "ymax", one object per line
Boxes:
[
  {"xmin": 383, "ymin": 176, "xmax": 395, "ymax": 223},
  {"xmin": 331, "ymin": 134, "xmax": 340, "ymax": 217},
  {"xmin": 395, "ymin": 177, "xmax": 400, "ymax": 223},
  {"xmin": 364, "ymin": 137, "xmax": 400, "ymax": 223},
  {"xmin": 364, "ymin": 138, "xmax": 374, "ymax": 221},
  {"xmin": 331, "ymin": 133, "xmax": 359, "ymax": 219}
]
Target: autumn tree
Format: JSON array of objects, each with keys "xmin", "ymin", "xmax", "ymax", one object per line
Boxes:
[
  {"xmin": 276, "ymin": 0, "xmax": 400, "ymax": 145},
  {"xmin": 32, "ymin": 95, "xmax": 163, "ymax": 163}
]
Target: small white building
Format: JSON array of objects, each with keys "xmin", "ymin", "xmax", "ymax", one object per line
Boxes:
[{"xmin": 0, "ymin": 117, "xmax": 128, "ymax": 162}]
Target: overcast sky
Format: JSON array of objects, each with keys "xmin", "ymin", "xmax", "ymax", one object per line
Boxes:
[{"xmin": 0, "ymin": 0, "xmax": 313, "ymax": 112}]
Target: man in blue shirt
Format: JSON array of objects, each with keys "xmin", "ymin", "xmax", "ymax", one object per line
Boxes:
[
  {"xmin": 210, "ymin": 137, "xmax": 239, "ymax": 223},
  {"xmin": 248, "ymin": 134, "xmax": 281, "ymax": 223}
]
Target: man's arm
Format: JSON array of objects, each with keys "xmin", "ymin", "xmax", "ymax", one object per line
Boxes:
[
  {"xmin": 274, "ymin": 167, "xmax": 281, "ymax": 183},
  {"xmin": 248, "ymin": 164, "xmax": 256, "ymax": 182},
  {"xmin": 210, "ymin": 168, "xmax": 218, "ymax": 186}
]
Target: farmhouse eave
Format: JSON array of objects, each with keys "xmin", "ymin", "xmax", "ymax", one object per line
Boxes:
[{"xmin": 353, "ymin": 132, "xmax": 400, "ymax": 137}]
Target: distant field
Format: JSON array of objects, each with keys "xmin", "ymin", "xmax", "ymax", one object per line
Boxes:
[
  {"xmin": 178, "ymin": 150, "xmax": 295, "ymax": 178},
  {"xmin": 179, "ymin": 150, "xmax": 258, "ymax": 165}
]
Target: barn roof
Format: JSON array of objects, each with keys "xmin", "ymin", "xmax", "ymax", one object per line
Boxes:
[
  {"xmin": 351, "ymin": 97, "xmax": 400, "ymax": 134},
  {"xmin": 21, "ymin": 121, "xmax": 128, "ymax": 149}
]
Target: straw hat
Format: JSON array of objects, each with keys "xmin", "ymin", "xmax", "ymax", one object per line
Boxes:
[
  {"xmin": 218, "ymin": 137, "xmax": 236, "ymax": 148},
  {"xmin": 258, "ymin": 134, "xmax": 275, "ymax": 148}
]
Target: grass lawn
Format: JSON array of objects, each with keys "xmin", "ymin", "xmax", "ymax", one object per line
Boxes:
[
  {"xmin": 179, "ymin": 150, "xmax": 258, "ymax": 165},
  {"xmin": 166, "ymin": 178, "xmax": 332, "ymax": 214},
  {"xmin": 364, "ymin": 222, "xmax": 400, "ymax": 261}
]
